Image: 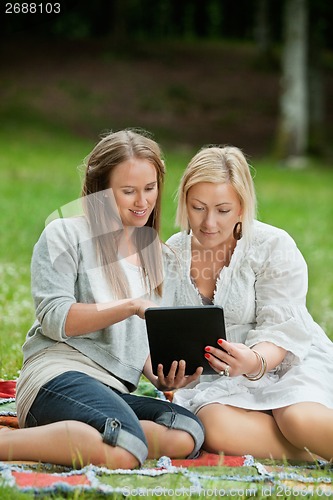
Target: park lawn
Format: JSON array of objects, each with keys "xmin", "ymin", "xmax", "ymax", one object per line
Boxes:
[
  {"xmin": 0, "ymin": 122, "xmax": 333, "ymax": 379},
  {"xmin": 0, "ymin": 122, "xmax": 333, "ymax": 499}
]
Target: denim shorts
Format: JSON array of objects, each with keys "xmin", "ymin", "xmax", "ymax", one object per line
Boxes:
[{"xmin": 25, "ymin": 371, "xmax": 204, "ymax": 464}]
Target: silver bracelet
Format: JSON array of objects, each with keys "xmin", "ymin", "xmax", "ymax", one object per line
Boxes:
[{"xmin": 243, "ymin": 350, "xmax": 267, "ymax": 381}]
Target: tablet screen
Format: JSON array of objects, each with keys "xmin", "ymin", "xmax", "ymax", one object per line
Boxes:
[{"xmin": 145, "ymin": 305, "xmax": 226, "ymax": 375}]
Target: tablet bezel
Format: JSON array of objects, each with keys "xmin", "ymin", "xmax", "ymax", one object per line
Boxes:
[{"xmin": 145, "ymin": 305, "xmax": 226, "ymax": 375}]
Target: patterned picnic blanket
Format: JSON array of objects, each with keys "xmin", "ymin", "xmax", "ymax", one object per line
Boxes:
[{"xmin": 0, "ymin": 380, "xmax": 332, "ymax": 496}]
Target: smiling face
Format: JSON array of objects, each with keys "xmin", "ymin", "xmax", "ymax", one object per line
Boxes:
[
  {"xmin": 187, "ymin": 182, "xmax": 242, "ymax": 249},
  {"xmin": 109, "ymin": 158, "xmax": 158, "ymax": 228}
]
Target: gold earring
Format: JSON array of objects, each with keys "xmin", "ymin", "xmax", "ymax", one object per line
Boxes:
[{"xmin": 233, "ymin": 221, "xmax": 242, "ymax": 240}]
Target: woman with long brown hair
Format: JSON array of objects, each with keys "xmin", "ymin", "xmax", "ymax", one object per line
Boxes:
[{"xmin": 1, "ymin": 129, "xmax": 203, "ymax": 469}]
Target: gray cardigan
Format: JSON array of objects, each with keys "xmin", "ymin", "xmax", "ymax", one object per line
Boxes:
[{"xmin": 22, "ymin": 216, "xmax": 168, "ymax": 391}]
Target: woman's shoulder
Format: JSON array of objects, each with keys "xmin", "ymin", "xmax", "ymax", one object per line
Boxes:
[
  {"xmin": 252, "ymin": 220, "xmax": 297, "ymax": 248},
  {"xmin": 34, "ymin": 217, "xmax": 91, "ymax": 260},
  {"xmin": 166, "ymin": 231, "xmax": 188, "ymax": 250},
  {"xmin": 33, "ymin": 216, "xmax": 93, "ymax": 270},
  {"xmin": 42, "ymin": 216, "xmax": 90, "ymax": 243},
  {"xmin": 250, "ymin": 220, "xmax": 306, "ymax": 269}
]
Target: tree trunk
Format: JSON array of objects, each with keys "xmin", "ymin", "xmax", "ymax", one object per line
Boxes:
[
  {"xmin": 308, "ymin": 4, "xmax": 326, "ymax": 156},
  {"xmin": 111, "ymin": 0, "xmax": 128, "ymax": 44},
  {"xmin": 275, "ymin": 0, "xmax": 308, "ymax": 161},
  {"xmin": 254, "ymin": 0, "xmax": 271, "ymax": 62}
]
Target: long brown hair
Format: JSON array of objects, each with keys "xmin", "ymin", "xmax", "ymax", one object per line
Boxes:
[{"xmin": 82, "ymin": 129, "xmax": 166, "ymax": 298}]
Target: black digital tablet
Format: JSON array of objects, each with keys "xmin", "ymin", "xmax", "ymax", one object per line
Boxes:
[{"xmin": 145, "ymin": 305, "xmax": 226, "ymax": 375}]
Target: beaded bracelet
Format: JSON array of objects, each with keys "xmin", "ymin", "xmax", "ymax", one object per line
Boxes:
[{"xmin": 243, "ymin": 349, "xmax": 267, "ymax": 381}]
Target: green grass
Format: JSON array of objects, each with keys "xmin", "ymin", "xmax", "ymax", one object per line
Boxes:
[
  {"xmin": 0, "ymin": 120, "xmax": 89, "ymax": 379},
  {"xmin": 253, "ymin": 159, "xmax": 333, "ymax": 335},
  {"xmin": 0, "ymin": 121, "xmax": 333, "ymax": 379},
  {"xmin": 0, "ymin": 121, "xmax": 332, "ymax": 499}
]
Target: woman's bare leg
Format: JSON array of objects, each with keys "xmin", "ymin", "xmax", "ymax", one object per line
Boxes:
[
  {"xmin": 273, "ymin": 403, "xmax": 333, "ymax": 461},
  {"xmin": 0, "ymin": 421, "xmax": 139, "ymax": 469},
  {"xmin": 141, "ymin": 421, "xmax": 195, "ymax": 459},
  {"xmin": 198, "ymin": 404, "xmax": 313, "ymax": 461}
]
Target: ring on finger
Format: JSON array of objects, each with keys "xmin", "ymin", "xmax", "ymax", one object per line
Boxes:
[
  {"xmin": 224, "ymin": 365, "xmax": 230, "ymax": 377},
  {"xmin": 218, "ymin": 370, "xmax": 225, "ymax": 376}
]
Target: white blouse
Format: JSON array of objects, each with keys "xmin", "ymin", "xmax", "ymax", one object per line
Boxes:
[{"xmin": 165, "ymin": 220, "xmax": 333, "ymax": 414}]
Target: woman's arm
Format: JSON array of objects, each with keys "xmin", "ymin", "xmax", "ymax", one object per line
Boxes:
[
  {"xmin": 248, "ymin": 341, "xmax": 286, "ymax": 372},
  {"xmin": 65, "ymin": 298, "xmax": 156, "ymax": 336},
  {"xmin": 32, "ymin": 219, "xmax": 158, "ymax": 340},
  {"xmin": 204, "ymin": 339, "xmax": 286, "ymax": 378},
  {"xmin": 245, "ymin": 228, "xmax": 312, "ymax": 361}
]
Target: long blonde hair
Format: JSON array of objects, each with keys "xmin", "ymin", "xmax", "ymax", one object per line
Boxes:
[
  {"xmin": 82, "ymin": 129, "xmax": 166, "ymax": 298},
  {"xmin": 176, "ymin": 145, "xmax": 256, "ymax": 240}
]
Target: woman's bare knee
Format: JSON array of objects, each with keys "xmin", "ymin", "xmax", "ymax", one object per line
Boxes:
[
  {"xmin": 197, "ymin": 404, "xmax": 311, "ymax": 460},
  {"xmin": 142, "ymin": 421, "xmax": 195, "ymax": 459},
  {"xmin": 94, "ymin": 445, "xmax": 139, "ymax": 469},
  {"xmin": 198, "ymin": 404, "xmax": 230, "ymax": 453},
  {"xmin": 274, "ymin": 404, "xmax": 310, "ymax": 442},
  {"xmin": 162, "ymin": 429, "xmax": 195, "ymax": 458},
  {"xmin": 65, "ymin": 421, "xmax": 140, "ymax": 469},
  {"xmin": 274, "ymin": 403, "xmax": 332, "ymax": 456}
]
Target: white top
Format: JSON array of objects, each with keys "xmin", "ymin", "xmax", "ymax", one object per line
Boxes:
[{"xmin": 166, "ymin": 221, "xmax": 333, "ymax": 414}]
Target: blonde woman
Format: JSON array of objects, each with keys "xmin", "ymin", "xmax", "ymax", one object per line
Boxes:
[
  {"xmin": 1, "ymin": 130, "xmax": 203, "ymax": 469},
  {"xmin": 167, "ymin": 145, "xmax": 333, "ymax": 462}
]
